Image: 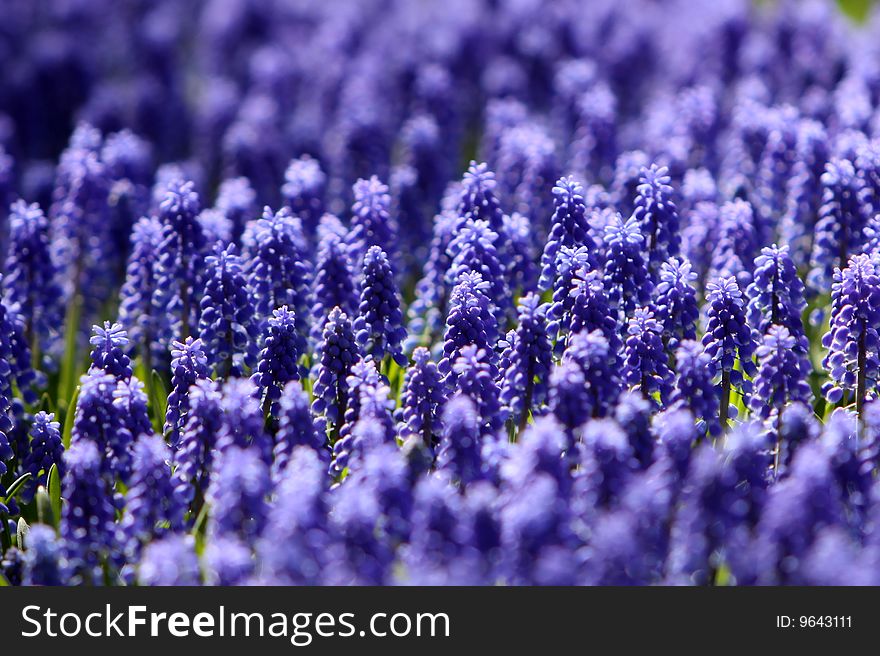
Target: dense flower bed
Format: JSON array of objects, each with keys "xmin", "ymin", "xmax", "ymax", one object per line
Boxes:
[{"xmin": 2, "ymin": 0, "xmax": 880, "ymax": 585}]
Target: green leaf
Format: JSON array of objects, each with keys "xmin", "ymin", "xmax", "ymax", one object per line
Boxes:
[
  {"xmin": 36, "ymin": 486, "xmax": 54, "ymax": 527},
  {"xmin": 3, "ymin": 472, "xmax": 32, "ymax": 502},
  {"xmin": 0, "ymin": 572, "xmax": 9, "ymax": 587},
  {"xmin": 16, "ymin": 517, "xmax": 29, "ymax": 548},
  {"xmin": 150, "ymin": 369, "xmax": 169, "ymax": 435},
  {"xmin": 48, "ymin": 464, "xmax": 62, "ymax": 523},
  {"xmin": 62, "ymin": 385, "xmax": 80, "ymax": 450},
  {"xmin": 57, "ymin": 294, "xmax": 83, "ymax": 410}
]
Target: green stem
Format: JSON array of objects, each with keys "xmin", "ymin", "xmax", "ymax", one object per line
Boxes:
[{"xmin": 719, "ymin": 369, "xmax": 731, "ymax": 432}]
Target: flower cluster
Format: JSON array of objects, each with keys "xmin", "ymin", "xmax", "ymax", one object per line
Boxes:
[{"xmin": 4, "ymin": 0, "xmax": 880, "ymax": 589}]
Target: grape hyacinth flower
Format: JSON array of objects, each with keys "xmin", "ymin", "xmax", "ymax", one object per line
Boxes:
[
  {"xmin": 353, "ymin": 246, "xmax": 407, "ymax": 366},
  {"xmin": 702, "ymin": 276, "xmax": 757, "ymax": 429},
  {"xmin": 451, "ymin": 344, "xmax": 503, "ymax": 436},
  {"xmin": 122, "ymin": 435, "xmax": 187, "ymax": 559},
  {"xmin": 164, "ymin": 337, "xmax": 209, "ymax": 448},
  {"xmin": 436, "ymin": 395, "xmax": 485, "ymax": 486},
  {"xmin": 548, "ymin": 361, "xmax": 590, "ymax": 447},
  {"xmin": 746, "ymin": 245, "xmax": 809, "ymax": 351},
  {"xmin": 500, "ymin": 294, "xmax": 553, "ymax": 431},
  {"xmin": 632, "ymin": 164, "xmax": 680, "ymax": 277},
  {"xmin": 215, "ymin": 378, "xmax": 273, "ymax": 466},
  {"xmin": 23, "ymin": 525, "xmax": 66, "ymax": 586},
  {"xmin": 310, "ymin": 228, "xmax": 356, "ymax": 343},
  {"xmin": 438, "ymin": 272, "xmax": 498, "ymax": 387},
  {"xmin": 252, "ymin": 306, "xmax": 306, "ymax": 417},
  {"xmin": 623, "ymin": 307, "xmax": 674, "ymax": 404},
  {"xmin": 349, "ymin": 176, "xmax": 396, "ymax": 269},
  {"xmin": 822, "ymin": 253, "xmax": 880, "ymax": 414},
  {"xmin": 19, "ymin": 411, "xmax": 64, "ymax": 503},
  {"xmin": 562, "ymin": 330, "xmax": 622, "ymax": 419},
  {"xmin": 3, "ymin": 200, "xmax": 63, "ymax": 363},
  {"xmin": 547, "ymin": 246, "xmax": 597, "ymax": 351},
  {"xmin": 71, "ymin": 370, "xmax": 134, "ymax": 482},
  {"xmin": 152, "ymin": 179, "xmax": 205, "ymax": 347},
  {"xmin": 445, "ymin": 218, "xmax": 510, "ymax": 316},
  {"xmin": 173, "ymin": 379, "xmax": 223, "ymax": 505},
  {"xmin": 138, "ymin": 535, "xmax": 201, "ymax": 586},
  {"xmin": 311, "ymin": 307, "xmax": 360, "ymax": 439},
  {"xmin": 282, "ymin": 155, "xmax": 326, "ymax": 240},
  {"xmin": 207, "ymin": 446, "xmax": 271, "ymax": 542},
  {"xmin": 750, "ymin": 326, "xmax": 814, "ymax": 421},
  {"xmin": 397, "ymin": 347, "xmax": 445, "ymax": 449},
  {"xmin": 118, "ymin": 216, "xmax": 163, "ymax": 368},
  {"xmin": 653, "ymin": 257, "xmax": 699, "ymax": 350},
  {"xmin": 215, "ymin": 176, "xmax": 256, "ymax": 244},
  {"xmin": 88, "ymin": 321, "xmax": 132, "ymax": 381},
  {"xmin": 603, "ymin": 214, "xmax": 652, "ymax": 316},
  {"xmin": 670, "ymin": 340, "xmax": 721, "ymax": 438},
  {"xmin": 258, "ymin": 447, "xmax": 329, "ymax": 585},
  {"xmin": 809, "ymin": 159, "xmax": 870, "ymax": 293},
  {"xmin": 61, "ymin": 441, "xmax": 118, "ymax": 584},
  {"xmin": 539, "ymin": 177, "xmax": 596, "ymax": 292},
  {"xmin": 568, "ymin": 267, "xmax": 620, "ymax": 352},
  {"xmin": 273, "ymin": 381, "xmax": 327, "ymax": 482},
  {"xmin": 243, "ymin": 206, "xmax": 311, "ymax": 340},
  {"xmin": 709, "ymin": 199, "xmax": 759, "ymax": 288},
  {"xmin": 198, "ymin": 244, "xmax": 259, "ymax": 378}
]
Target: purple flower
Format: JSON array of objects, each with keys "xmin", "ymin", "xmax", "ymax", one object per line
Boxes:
[
  {"xmin": 152, "ymin": 179, "xmax": 205, "ymax": 348},
  {"xmin": 19, "ymin": 411, "xmax": 64, "ymax": 503},
  {"xmin": 138, "ymin": 535, "xmax": 201, "ymax": 586},
  {"xmin": 500, "ymin": 294, "xmax": 552, "ymax": 429},
  {"xmin": 539, "ymin": 177, "xmax": 596, "ymax": 291},
  {"xmin": 283, "ymin": 155, "xmax": 326, "ymax": 240},
  {"xmin": 436, "ymin": 395, "xmax": 485, "ymax": 486},
  {"xmin": 746, "ymin": 245, "xmax": 808, "ymax": 349},
  {"xmin": 258, "ymin": 447, "xmax": 330, "ymax": 585},
  {"xmin": 252, "ymin": 306, "xmax": 306, "ymax": 417},
  {"xmin": 243, "ymin": 206, "xmax": 311, "ymax": 341},
  {"xmin": 561, "ymin": 330, "xmax": 622, "ymax": 419},
  {"xmin": 164, "ymin": 337, "xmax": 209, "ymax": 448},
  {"xmin": 3, "ymin": 200, "xmax": 62, "ymax": 362},
  {"xmin": 446, "ymin": 218, "xmax": 510, "ymax": 315},
  {"xmin": 632, "ymin": 164, "xmax": 680, "ymax": 276},
  {"xmin": 207, "ymin": 446, "xmax": 271, "ymax": 541},
  {"xmin": 353, "ymin": 246, "xmax": 407, "ymax": 365},
  {"xmin": 61, "ymin": 441, "xmax": 118, "ymax": 584},
  {"xmin": 71, "ymin": 370, "xmax": 134, "ymax": 483},
  {"xmin": 198, "ymin": 244, "xmax": 259, "ymax": 378},
  {"xmin": 398, "ymin": 347, "xmax": 445, "ymax": 449},
  {"xmin": 215, "ymin": 176, "xmax": 256, "ymax": 244},
  {"xmin": 216, "ymin": 378, "xmax": 272, "ymax": 466},
  {"xmin": 451, "ymin": 344, "xmax": 502, "ymax": 436},
  {"xmin": 809, "ymin": 159, "xmax": 870, "ymax": 293},
  {"xmin": 88, "ymin": 321, "xmax": 131, "ymax": 381},
  {"xmin": 709, "ymin": 199, "xmax": 759, "ymax": 288},
  {"xmin": 670, "ymin": 340, "xmax": 721, "ymax": 438},
  {"xmin": 119, "ymin": 216, "xmax": 164, "ymax": 367},
  {"xmin": 23, "ymin": 525, "xmax": 66, "ymax": 586},
  {"xmin": 653, "ymin": 257, "xmax": 699, "ymax": 350},
  {"xmin": 173, "ymin": 379, "xmax": 223, "ymax": 504},
  {"xmin": 749, "ymin": 326, "xmax": 813, "ymax": 420},
  {"xmin": 438, "ymin": 272, "xmax": 498, "ymax": 387},
  {"xmin": 702, "ymin": 276, "xmax": 757, "ymax": 424},
  {"xmin": 821, "ymin": 253, "xmax": 880, "ymax": 410},
  {"xmin": 623, "ymin": 306, "xmax": 673, "ymax": 404},
  {"xmin": 310, "ymin": 228, "xmax": 356, "ymax": 343},
  {"xmin": 311, "ymin": 307, "xmax": 360, "ymax": 437},
  {"xmin": 349, "ymin": 176, "xmax": 396, "ymax": 268},
  {"xmin": 603, "ymin": 213, "xmax": 652, "ymax": 316},
  {"xmin": 122, "ymin": 435, "xmax": 186, "ymax": 559}
]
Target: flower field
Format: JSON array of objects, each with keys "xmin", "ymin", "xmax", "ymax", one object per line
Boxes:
[{"xmin": 2, "ymin": 0, "xmax": 880, "ymax": 586}]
